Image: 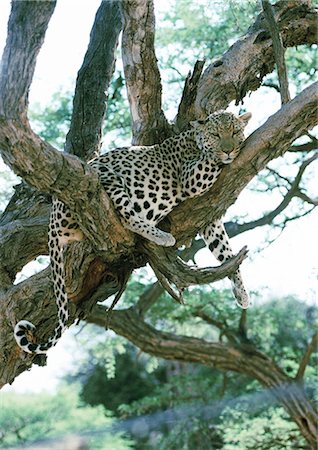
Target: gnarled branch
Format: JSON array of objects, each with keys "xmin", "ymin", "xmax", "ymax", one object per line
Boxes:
[
  {"xmin": 145, "ymin": 243, "xmax": 248, "ymax": 291},
  {"xmin": 87, "ymin": 304, "xmax": 318, "ymax": 447}
]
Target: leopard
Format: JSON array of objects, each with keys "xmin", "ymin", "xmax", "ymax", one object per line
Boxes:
[{"xmin": 14, "ymin": 110, "xmax": 251, "ymax": 354}]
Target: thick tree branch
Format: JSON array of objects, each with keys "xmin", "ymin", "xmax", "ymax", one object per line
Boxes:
[
  {"xmin": 64, "ymin": 0, "xmax": 122, "ymax": 160},
  {"xmin": 120, "ymin": 0, "xmax": 171, "ymax": 145},
  {"xmin": 261, "ymin": 0, "xmax": 291, "ymax": 104},
  {"xmin": 174, "ymin": 60, "xmax": 205, "ymax": 132},
  {"xmin": 0, "ymin": 1, "xmax": 57, "ymax": 121},
  {"xmin": 91, "ymin": 305, "xmax": 284, "ymax": 380},
  {"xmin": 195, "ymin": 0, "xmax": 317, "ymax": 116}
]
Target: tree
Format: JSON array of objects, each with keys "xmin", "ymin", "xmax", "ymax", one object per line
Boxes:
[{"xmin": 0, "ymin": 0, "xmax": 317, "ymax": 447}]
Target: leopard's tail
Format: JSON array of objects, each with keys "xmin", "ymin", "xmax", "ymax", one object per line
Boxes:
[
  {"xmin": 14, "ymin": 319, "xmax": 66, "ymax": 354},
  {"xmin": 14, "ymin": 199, "xmax": 72, "ymax": 354}
]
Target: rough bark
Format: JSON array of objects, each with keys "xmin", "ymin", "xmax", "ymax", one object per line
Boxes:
[
  {"xmin": 0, "ymin": 120, "xmax": 134, "ymax": 253},
  {"xmin": 174, "ymin": 60, "xmax": 206, "ymax": 132},
  {"xmin": 120, "ymin": 0, "xmax": 171, "ymax": 145},
  {"xmin": 64, "ymin": 0, "xmax": 123, "ymax": 160},
  {"xmin": 0, "ymin": 1, "xmax": 57, "ymax": 121}
]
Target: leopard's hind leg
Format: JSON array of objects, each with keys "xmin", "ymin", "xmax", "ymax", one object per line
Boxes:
[
  {"xmin": 200, "ymin": 219, "xmax": 250, "ymax": 308},
  {"xmin": 100, "ymin": 170, "xmax": 176, "ymax": 247}
]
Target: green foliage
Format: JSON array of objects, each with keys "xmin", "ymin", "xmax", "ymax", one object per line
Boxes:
[
  {"xmin": 104, "ymin": 72, "xmax": 132, "ymax": 147},
  {"xmin": 0, "ymin": 385, "xmax": 134, "ymax": 449},
  {"xmin": 29, "ymin": 91, "xmax": 73, "ymax": 150},
  {"xmin": 80, "ymin": 350, "xmax": 167, "ymax": 415},
  {"xmin": 249, "ymin": 297, "xmax": 318, "ymax": 376},
  {"xmin": 157, "ymin": 0, "xmax": 260, "ymax": 62},
  {"xmin": 220, "ymin": 406, "xmax": 307, "ymax": 449}
]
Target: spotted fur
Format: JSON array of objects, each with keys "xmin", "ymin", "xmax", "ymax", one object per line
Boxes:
[{"xmin": 14, "ymin": 110, "xmax": 251, "ymax": 354}]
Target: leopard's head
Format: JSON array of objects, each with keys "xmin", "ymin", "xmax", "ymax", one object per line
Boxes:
[{"xmin": 190, "ymin": 111, "xmax": 251, "ymax": 164}]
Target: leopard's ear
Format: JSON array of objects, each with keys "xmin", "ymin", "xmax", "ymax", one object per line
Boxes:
[
  {"xmin": 239, "ymin": 112, "xmax": 252, "ymax": 126},
  {"xmin": 190, "ymin": 119, "xmax": 206, "ymax": 129}
]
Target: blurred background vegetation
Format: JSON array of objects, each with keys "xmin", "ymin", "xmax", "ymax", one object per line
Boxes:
[{"xmin": 0, "ymin": 0, "xmax": 317, "ymax": 449}]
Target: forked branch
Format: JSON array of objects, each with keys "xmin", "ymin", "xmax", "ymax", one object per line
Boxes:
[{"xmin": 0, "ymin": 0, "xmax": 133, "ymax": 254}]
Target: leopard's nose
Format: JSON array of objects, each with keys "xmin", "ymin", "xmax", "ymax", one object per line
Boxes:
[{"xmin": 220, "ymin": 137, "xmax": 235, "ymax": 153}]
